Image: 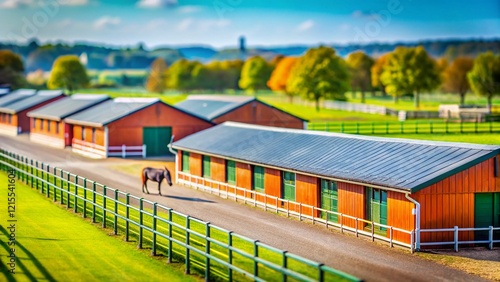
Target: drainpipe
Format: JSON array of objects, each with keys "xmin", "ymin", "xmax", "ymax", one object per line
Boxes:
[
  {"xmin": 405, "ymin": 193, "xmax": 421, "ymax": 251},
  {"xmin": 167, "ymin": 135, "xmax": 178, "ymax": 183}
]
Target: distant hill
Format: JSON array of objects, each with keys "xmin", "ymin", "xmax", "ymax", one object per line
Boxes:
[{"xmin": 1, "ymin": 38, "xmax": 498, "ymax": 71}]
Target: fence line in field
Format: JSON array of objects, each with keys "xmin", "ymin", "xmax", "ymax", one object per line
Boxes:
[
  {"xmin": 0, "ymin": 149, "xmax": 359, "ymax": 282},
  {"xmin": 308, "ymin": 120, "xmax": 500, "ymax": 135}
]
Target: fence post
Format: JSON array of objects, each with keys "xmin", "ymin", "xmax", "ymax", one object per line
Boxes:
[
  {"xmin": 30, "ymin": 159, "xmax": 34, "ymax": 188},
  {"xmin": 41, "ymin": 162, "xmax": 44, "ymax": 193},
  {"xmin": 253, "ymin": 240, "xmax": 259, "ymax": 278},
  {"xmin": 35, "ymin": 160, "xmax": 39, "ymax": 190},
  {"xmin": 152, "ymin": 203, "xmax": 157, "ymax": 256},
  {"xmin": 356, "ymin": 122, "xmax": 359, "ymax": 134},
  {"xmin": 125, "ymin": 193, "xmax": 130, "ymax": 241},
  {"xmin": 490, "ymin": 121, "xmax": 493, "ymax": 133},
  {"xmin": 340, "ymin": 122, "xmax": 344, "ymax": 133},
  {"xmin": 475, "ymin": 120, "xmax": 478, "ymax": 133},
  {"xmin": 120, "ymin": 144, "xmax": 125, "ymax": 158},
  {"xmin": 167, "ymin": 208, "xmax": 173, "ymax": 263},
  {"xmin": 390, "ymin": 227, "xmax": 393, "ymax": 248},
  {"xmin": 53, "ymin": 167, "xmax": 57, "ymax": 202},
  {"xmin": 185, "ymin": 216, "xmax": 191, "ymax": 274},
  {"xmin": 489, "ymin": 226, "xmax": 494, "ymax": 250},
  {"xmin": 430, "ymin": 121, "xmax": 433, "ymax": 134},
  {"xmin": 66, "ymin": 174, "xmax": 70, "ymax": 208},
  {"xmin": 318, "ymin": 264, "xmax": 325, "ymax": 282},
  {"xmin": 46, "ymin": 165, "xmax": 50, "ymax": 198},
  {"xmin": 228, "ymin": 231, "xmax": 233, "ymax": 281},
  {"xmin": 454, "ymin": 226, "xmax": 459, "ymax": 252},
  {"xmin": 138, "ymin": 198, "xmax": 143, "ymax": 249},
  {"xmin": 142, "ymin": 144, "xmax": 146, "ymax": 158},
  {"xmin": 446, "ymin": 121, "xmax": 449, "ymax": 134},
  {"xmin": 372, "ymin": 122, "xmax": 375, "ymax": 134},
  {"xmin": 415, "ymin": 121, "xmax": 418, "ymax": 134},
  {"xmin": 92, "ymin": 182, "xmax": 97, "ymax": 223},
  {"xmin": 74, "ymin": 176, "xmax": 78, "ymax": 213},
  {"xmin": 282, "ymin": 251, "xmax": 288, "ymax": 282},
  {"xmin": 102, "ymin": 185, "xmax": 107, "ymax": 228},
  {"xmin": 205, "ymin": 222, "xmax": 211, "ymax": 280},
  {"xmin": 83, "ymin": 178, "xmax": 87, "ymax": 218},
  {"xmin": 386, "ymin": 122, "xmax": 389, "ymax": 134},
  {"xmin": 114, "ymin": 190, "xmax": 118, "ymax": 235},
  {"xmin": 400, "ymin": 122, "xmax": 404, "ymax": 134}
]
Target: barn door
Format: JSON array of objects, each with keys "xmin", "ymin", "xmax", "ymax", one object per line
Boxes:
[
  {"xmin": 321, "ymin": 179, "xmax": 338, "ymax": 223},
  {"xmin": 282, "ymin": 171, "xmax": 296, "ymax": 201},
  {"xmin": 143, "ymin": 127, "xmax": 172, "ymax": 156},
  {"xmin": 474, "ymin": 193, "xmax": 500, "ymax": 242},
  {"xmin": 367, "ymin": 188, "xmax": 387, "ymax": 232}
]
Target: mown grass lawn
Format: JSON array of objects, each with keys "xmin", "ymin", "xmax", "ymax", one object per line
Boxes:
[
  {"xmin": 372, "ymin": 133, "xmax": 500, "ymax": 145},
  {"xmin": 0, "ymin": 172, "xmax": 198, "ymax": 282}
]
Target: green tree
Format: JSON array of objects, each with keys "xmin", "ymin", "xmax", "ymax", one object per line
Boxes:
[
  {"xmin": 346, "ymin": 51, "xmax": 374, "ymax": 103},
  {"xmin": 468, "ymin": 52, "xmax": 500, "ymax": 113},
  {"xmin": 0, "ymin": 50, "xmax": 26, "ymax": 88},
  {"xmin": 145, "ymin": 58, "xmax": 168, "ymax": 93},
  {"xmin": 381, "ymin": 46, "xmax": 440, "ymax": 107},
  {"xmin": 443, "ymin": 56, "xmax": 473, "ymax": 105},
  {"xmin": 166, "ymin": 59, "xmax": 203, "ymax": 91},
  {"xmin": 238, "ymin": 56, "xmax": 273, "ymax": 93},
  {"xmin": 47, "ymin": 55, "xmax": 88, "ymax": 93},
  {"xmin": 287, "ymin": 46, "xmax": 350, "ymax": 111}
]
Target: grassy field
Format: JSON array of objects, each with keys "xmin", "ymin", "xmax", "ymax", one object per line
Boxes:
[
  {"xmin": 0, "ymin": 172, "xmax": 197, "ymax": 282},
  {"xmin": 372, "ymin": 133, "xmax": 500, "ymax": 145}
]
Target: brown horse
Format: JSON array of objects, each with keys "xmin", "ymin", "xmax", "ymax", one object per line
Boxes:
[{"xmin": 141, "ymin": 167, "xmax": 173, "ymax": 195}]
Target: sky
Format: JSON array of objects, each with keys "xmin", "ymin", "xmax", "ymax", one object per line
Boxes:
[{"xmin": 0, "ymin": 0, "xmax": 499, "ymax": 49}]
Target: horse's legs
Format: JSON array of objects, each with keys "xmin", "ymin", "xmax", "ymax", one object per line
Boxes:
[
  {"xmin": 143, "ymin": 179, "xmax": 149, "ymax": 194},
  {"xmin": 158, "ymin": 181, "xmax": 162, "ymax": 196}
]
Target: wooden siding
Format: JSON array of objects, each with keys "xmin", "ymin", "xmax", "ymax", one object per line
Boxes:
[
  {"xmin": 177, "ymin": 150, "xmax": 183, "ymax": 173},
  {"xmin": 296, "ymin": 174, "xmax": 320, "ymax": 216},
  {"xmin": 236, "ymin": 162, "xmax": 252, "ymax": 192},
  {"xmin": 387, "ymin": 191, "xmax": 415, "ymax": 243},
  {"xmin": 13, "ymin": 95, "xmax": 64, "ymax": 133},
  {"xmin": 213, "ymin": 101, "xmax": 304, "ymax": 129},
  {"xmin": 30, "ymin": 118, "xmax": 66, "ymax": 140},
  {"xmin": 414, "ymin": 156, "xmax": 500, "ymax": 243},
  {"xmin": 264, "ymin": 168, "xmax": 281, "ymax": 198},
  {"xmin": 210, "ymin": 156, "xmax": 226, "ymax": 183},
  {"xmin": 338, "ymin": 182, "xmax": 366, "ymax": 229},
  {"xmin": 189, "ymin": 153, "xmax": 202, "ymax": 177},
  {"xmin": 107, "ymin": 102, "xmax": 212, "ymax": 147}
]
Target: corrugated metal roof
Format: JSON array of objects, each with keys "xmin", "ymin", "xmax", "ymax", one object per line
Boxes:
[
  {"xmin": 0, "ymin": 89, "xmax": 37, "ymax": 107},
  {"xmin": 172, "ymin": 122, "xmax": 500, "ymax": 192},
  {"xmin": 175, "ymin": 95, "xmax": 255, "ymax": 120},
  {"xmin": 64, "ymin": 97, "xmax": 160, "ymax": 127},
  {"xmin": 0, "ymin": 90, "xmax": 63, "ymax": 113},
  {"xmin": 27, "ymin": 94, "xmax": 110, "ymax": 121}
]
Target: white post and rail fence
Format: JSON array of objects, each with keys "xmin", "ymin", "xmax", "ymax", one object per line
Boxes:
[{"xmin": 72, "ymin": 139, "xmax": 146, "ymax": 159}]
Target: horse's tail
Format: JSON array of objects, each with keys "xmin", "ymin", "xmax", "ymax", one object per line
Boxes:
[{"xmin": 141, "ymin": 168, "xmax": 146, "ymax": 184}]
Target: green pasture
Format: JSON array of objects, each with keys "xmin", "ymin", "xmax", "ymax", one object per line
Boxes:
[
  {"xmin": 372, "ymin": 133, "xmax": 500, "ymax": 145},
  {"xmin": 0, "ymin": 156, "xmax": 356, "ymax": 282},
  {"xmin": 0, "ymin": 172, "xmax": 196, "ymax": 282}
]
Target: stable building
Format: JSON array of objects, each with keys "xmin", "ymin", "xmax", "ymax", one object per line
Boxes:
[
  {"xmin": 27, "ymin": 94, "xmax": 110, "ymax": 148},
  {"xmin": 0, "ymin": 90, "xmax": 64, "ymax": 136},
  {"xmin": 64, "ymin": 98, "xmax": 213, "ymax": 159},
  {"xmin": 175, "ymin": 95, "xmax": 307, "ymax": 129},
  {"xmin": 172, "ymin": 122, "xmax": 500, "ymax": 249}
]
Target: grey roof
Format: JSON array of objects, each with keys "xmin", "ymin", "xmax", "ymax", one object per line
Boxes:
[
  {"xmin": 173, "ymin": 122, "xmax": 500, "ymax": 192},
  {"xmin": 27, "ymin": 94, "xmax": 110, "ymax": 121},
  {"xmin": 0, "ymin": 90, "xmax": 64, "ymax": 114},
  {"xmin": 175, "ymin": 95, "xmax": 255, "ymax": 120},
  {"xmin": 64, "ymin": 97, "xmax": 161, "ymax": 127},
  {"xmin": 0, "ymin": 88, "xmax": 10, "ymax": 96},
  {"xmin": 0, "ymin": 88, "xmax": 37, "ymax": 107}
]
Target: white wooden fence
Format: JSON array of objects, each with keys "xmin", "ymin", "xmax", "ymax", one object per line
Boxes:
[{"xmin": 72, "ymin": 139, "xmax": 146, "ymax": 158}]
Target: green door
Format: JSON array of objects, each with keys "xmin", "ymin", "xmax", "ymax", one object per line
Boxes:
[
  {"xmin": 366, "ymin": 188, "xmax": 387, "ymax": 232},
  {"xmin": 143, "ymin": 127, "xmax": 172, "ymax": 156},
  {"xmin": 474, "ymin": 193, "xmax": 500, "ymax": 242},
  {"xmin": 253, "ymin": 166, "xmax": 265, "ymax": 193},
  {"xmin": 321, "ymin": 179, "xmax": 338, "ymax": 223},
  {"xmin": 282, "ymin": 172, "xmax": 295, "ymax": 201},
  {"xmin": 226, "ymin": 160, "xmax": 236, "ymax": 185}
]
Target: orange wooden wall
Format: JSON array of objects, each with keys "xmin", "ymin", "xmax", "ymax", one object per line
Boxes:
[
  {"xmin": 338, "ymin": 182, "xmax": 366, "ymax": 229},
  {"xmin": 296, "ymin": 174, "xmax": 320, "ymax": 216},
  {"xmin": 31, "ymin": 118, "xmax": 65, "ymax": 139},
  {"xmin": 72, "ymin": 125, "xmax": 105, "ymax": 146},
  {"xmin": 387, "ymin": 191, "xmax": 415, "ymax": 243},
  {"xmin": 189, "ymin": 153, "xmax": 202, "ymax": 177},
  {"xmin": 236, "ymin": 162, "xmax": 252, "ymax": 190},
  {"xmin": 264, "ymin": 168, "xmax": 281, "ymax": 198},
  {"xmin": 210, "ymin": 157, "xmax": 226, "ymax": 183},
  {"xmin": 15, "ymin": 95, "xmax": 64, "ymax": 132},
  {"xmin": 213, "ymin": 101, "xmax": 304, "ymax": 129}
]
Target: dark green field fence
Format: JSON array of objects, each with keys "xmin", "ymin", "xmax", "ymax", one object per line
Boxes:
[
  {"xmin": 308, "ymin": 121, "xmax": 500, "ymax": 135},
  {"xmin": 0, "ymin": 149, "xmax": 360, "ymax": 282}
]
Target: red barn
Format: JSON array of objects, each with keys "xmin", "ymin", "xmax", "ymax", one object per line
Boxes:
[
  {"xmin": 27, "ymin": 94, "xmax": 110, "ymax": 148},
  {"xmin": 175, "ymin": 95, "xmax": 307, "ymax": 129},
  {"xmin": 64, "ymin": 97, "xmax": 213, "ymax": 158},
  {"xmin": 173, "ymin": 122, "xmax": 500, "ymax": 251},
  {"xmin": 0, "ymin": 90, "xmax": 64, "ymax": 136}
]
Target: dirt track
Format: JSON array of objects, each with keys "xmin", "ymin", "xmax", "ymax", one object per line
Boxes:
[{"xmin": 0, "ymin": 134, "xmax": 488, "ymax": 282}]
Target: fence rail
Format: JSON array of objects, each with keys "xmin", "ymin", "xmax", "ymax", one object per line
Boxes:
[
  {"xmin": 0, "ymin": 149, "xmax": 359, "ymax": 282},
  {"xmin": 420, "ymin": 226, "xmax": 500, "ymax": 251},
  {"xmin": 308, "ymin": 121, "xmax": 500, "ymax": 135},
  {"xmin": 72, "ymin": 139, "xmax": 146, "ymax": 158},
  {"xmin": 177, "ymin": 172, "xmax": 414, "ymax": 252}
]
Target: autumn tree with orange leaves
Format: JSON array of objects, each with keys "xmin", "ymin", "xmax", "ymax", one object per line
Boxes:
[{"xmin": 267, "ymin": 56, "xmax": 298, "ymax": 102}]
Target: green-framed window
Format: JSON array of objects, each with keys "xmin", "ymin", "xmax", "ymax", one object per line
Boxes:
[
  {"xmin": 202, "ymin": 155, "xmax": 211, "ymax": 178},
  {"xmin": 226, "ymin": 160, "xmax": 236, "ymax": 185},
  {"xmin": 282, "ymin": 171, "xmax": 296, "ymax": 201},
  {"xmin": 182, "ymin": 151, "xmax": 190, "ymax": 172},
  {"xmin": 321, "ymin": 179, "xmax": 338, "ymax": 222},
  {"xmin": 366, "ymin": 187, "xmax": 387, "ymax": 232},
  {"xmin": 253, "ymin": 166, "xmax": 265, "ymax": 193}
]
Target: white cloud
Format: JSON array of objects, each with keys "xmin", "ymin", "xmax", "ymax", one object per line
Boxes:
[
  {"xmin": 137, "ymin": 0, "xmax": 176, "ymax": 8},
  {"xmin": 176, "ymin": 18, "xmax": 193, "ymax": 31},
  {"xmin": 146, "ymin": 19, "xmax": 168, "ymax": 29},
  {"xmin": 58, "ymin": 0, "xmax": 89, "ymax": 5},
  {"xmin": 352, "ymin": 10, "xmax": 378, "ymax": 20},
  {"xmin": 0, "ymin": 0, "xmax": 33, "ymax": 8},
  {"xmin": 177, "ymin": 5, "xmax": 201, "ymax": 14},
  {"xmin": 297, "ymin": 20, "xmax": 314, "ymax": 32},
  {"xmin": 93, "ymin": 16, "xmax": 121, "ymax": 30}
]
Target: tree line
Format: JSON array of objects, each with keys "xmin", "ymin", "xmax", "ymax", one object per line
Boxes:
[{"xmin": 1, "ymin": 46, "xmax": 499, "ymax": 111}]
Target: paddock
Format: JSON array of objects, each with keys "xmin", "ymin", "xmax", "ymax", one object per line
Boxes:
[
  {"xmin": 175, "ymin": 95, "xmax": 307, "ymax": 129},
  {"xmin": 0, "ymin": 90, "xmax": 64, "ymax": 136},
  {"xmin": 173, "ymin": 122, "xmax": 500, "ymax": 250},
  {"xmin": 64, "ymin": 98, "xmax": 213, "ymax": 158},
  {"xmin": 27, "ymin": 94, "xmax": 110, "ymax": 148}
]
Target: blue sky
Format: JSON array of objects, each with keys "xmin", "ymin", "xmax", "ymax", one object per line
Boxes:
[{"xmin": 0, "ymin": 0, "xmax": 498, "ymax": 49}]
